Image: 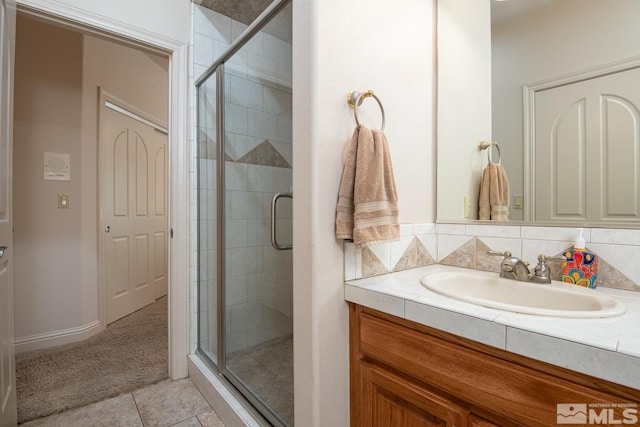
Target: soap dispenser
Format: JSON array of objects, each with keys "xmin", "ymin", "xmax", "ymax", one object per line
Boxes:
[{"xmin": 561, "ymin": 228, "xmax": 598, "ymax": 289}]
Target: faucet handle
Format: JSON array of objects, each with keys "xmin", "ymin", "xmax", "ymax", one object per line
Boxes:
[
  {"xmin": 533, "ymin": 254, "xmax": 567, "ymax": 280},
  {"xmin": 487, "ymin": 250, "xmax": 511, "ymax": 258},
  {"xmin": 537, "ymin": 254, "xmax": 567, "ymax": 264}
]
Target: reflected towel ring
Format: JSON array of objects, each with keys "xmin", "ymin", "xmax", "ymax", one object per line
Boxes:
[
  {"xmin": 347, "ymin": 90, "xmax": 385, "ymax": 130},
  {"xmin": 478, "ymin": 141, "xmax": 501, "ymax": 164}
]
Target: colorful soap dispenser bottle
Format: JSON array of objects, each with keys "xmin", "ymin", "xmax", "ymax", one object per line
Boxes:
[{"xmin": 561, "ymin": 228, "xmax": 598, "ymax": 289}]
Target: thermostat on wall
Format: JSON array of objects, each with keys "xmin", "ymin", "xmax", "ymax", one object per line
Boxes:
[{"xmin": 43, "ymin": 152, "xmax": 70, "ymax": 181}]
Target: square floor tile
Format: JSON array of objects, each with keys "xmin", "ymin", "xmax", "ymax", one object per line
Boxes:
[
  {"xmin": 133, "ymin": 379, "xmax": 212, "ymax": 427},
  {"xmin": 197, "ymin": 410, "xmax": 227, "ymax": 427},
  {"xmin": 20, "ymin": 393, "xmax": 142, "ymax": 427}
]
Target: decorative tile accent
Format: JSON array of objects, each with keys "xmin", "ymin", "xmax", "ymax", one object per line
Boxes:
[
  {"xmin": 236, "ymin": 139, "xmax": 291, "ymax": 169},
  {"xmin": 344, "ymin": 225, "xmax": 438, "ymax": 280},
  {"xmin": 543, "ymin": 246, "xmax": 640, "ymax": 291},
  {"xmin": 392, "ymin": 238, "xmax": 435, "ymax": 272},
  {"xmin": 432, "ymin": 226, "xmax": 640, "ymax": 292},
  {"xmin": 475, "ymin": 239, "xmax": 502, "ymax": 272},
  {"xmin": 437, "ymin": 234, "xmax": 473, "ymax": 261},
  {"xmin": 367, "ymin": 242, "xmax": 391, "ymax": 272},
  {"xmin": 362, "ymin": 247, "xmax": 389, "ymax": 277},
  {"xmin": 390, "ymin": 236, "xmax": 414, "ymax": 268},
  {"xmin": 595, "ymin": 258, "xmax": 640, "ymax": 292},
  {"xmin": 345, "ymin": 223, "xmax": 640, "ymax": 292},
  {"xmin": 440, "ymin": 238, "xmax": 475, "ymax": 269},
  {"xmin": 199, "ymin": 130, "xmax": 216, "ymax": 160}
]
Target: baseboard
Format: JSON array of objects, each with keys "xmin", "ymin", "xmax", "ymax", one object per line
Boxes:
[
  {"xmin": 15, "ymin": 320, "xmax": 104, "ymax": 353},
  {"xmin": 188, "ymin": 354, "xmax": 267, "ymax": 427}
]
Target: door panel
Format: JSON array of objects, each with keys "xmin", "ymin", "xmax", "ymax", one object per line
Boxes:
[
  {"xmin": 100, "ymin": 95, "xmax": 167, "ymax": 323},
  {"xmin": 535, "ymin": 96, "xmax": 587, "ymax": 221},
  {"xmin": 155, "ymin": 146, "xmax": 166, "ymax": 215},
  {"xmin": 135, "ymin": 234, "xmax": 149, "ymax": 289},
  {"xmin": 602, "ymin": 95, "xmax": 639, "ymax": 218},
  {"xmin": 0, "ymin": 0, "xmax": 15, "ymax": 424},
  {"xmin": 136, "ymin": 137, "xmax": 148, "ymax": 216}
]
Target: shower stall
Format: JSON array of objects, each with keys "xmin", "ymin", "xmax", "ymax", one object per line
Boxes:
[{"xmin": 195, "ymin": 0, "xmax": 293, "ymax": 425}]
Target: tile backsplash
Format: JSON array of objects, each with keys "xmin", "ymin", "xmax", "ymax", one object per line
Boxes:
[{"xmin": 344, "ymin": 223, "xmax": 640, "ymax": 292}]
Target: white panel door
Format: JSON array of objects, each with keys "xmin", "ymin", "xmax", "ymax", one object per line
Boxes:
[
  {"xmin": 100, "ymin": 96, "xmax": 167, "ymax": 324},
  {"xmin": 0, "ymin": 0, "xmax": 16, "ymax": 425},
  {"xmin": 535, "ymin": 67, "xmax": 640, "ymax": 222}
]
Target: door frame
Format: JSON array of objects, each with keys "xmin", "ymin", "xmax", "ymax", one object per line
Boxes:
[
  {"xmin": 522, "ymin": 54, "xmax": 640, "ymax": 222},
  {"xmin": 16, "ymin": 0, "xmax": 190, "ymax": 379}
]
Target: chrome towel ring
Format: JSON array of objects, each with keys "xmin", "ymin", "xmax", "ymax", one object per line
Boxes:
[
  {"xmin": 478, "ymin": 141, "xmax": 501, "ymax": 164},
  {"xmin": 347, "ymin": 90, "xmax": 385, "ymax": 130}
]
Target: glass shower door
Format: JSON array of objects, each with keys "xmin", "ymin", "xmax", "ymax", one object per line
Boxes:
[
  {"xmin": 196, "ymin": 1, "xmax": 292, "ymax": 425},
  {"xmin": 222, "ymin": 3, "xmax": 293, "ymax": 425},
  {"xmin": 222, "ymin": 21, "xmax": 293, "ymax": 423}
]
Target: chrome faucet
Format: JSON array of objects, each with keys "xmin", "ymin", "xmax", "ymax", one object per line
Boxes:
[{"xmin": 488, "ymin": 250, "xmax": 566, "ymax": 284}]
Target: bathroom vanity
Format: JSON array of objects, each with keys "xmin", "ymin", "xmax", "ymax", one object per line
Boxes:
[{"xmin": 346, "ymin": 265, "xmax": 640, "ymax": 426}]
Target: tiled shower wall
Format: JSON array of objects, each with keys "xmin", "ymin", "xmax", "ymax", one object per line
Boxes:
[
  {"xmin": 345, "ymin": 223, "xmax": 640, "ymax": 292},
  {"xmin": 191, "ymin": 4, "xmax": 293, "ymax": 355}
]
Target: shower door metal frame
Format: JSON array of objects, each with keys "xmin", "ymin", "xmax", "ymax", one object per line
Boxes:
[{"xmin": 195, "ymin": 0, "xmax": 293, "ymax": 425}]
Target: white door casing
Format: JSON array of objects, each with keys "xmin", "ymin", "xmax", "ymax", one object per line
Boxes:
[
  {"xmin": 14, "ymin": 0, "xmax": 190, "ymax": 379},
  {"xmin": 534, "ymin": 67, "xmax": 640, "ymax": 223},
  {"xmin": 100, "ymin": 91, "xmax": 168, "ymax": 324},
  {"xmin": 0, "ymin": 0, "xmax": 16, "ymax": 425}
]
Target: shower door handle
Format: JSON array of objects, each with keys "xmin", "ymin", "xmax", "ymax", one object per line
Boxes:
[{"xmin": 270, "ymin": 192, "xmax": 292, "ymax": 251}]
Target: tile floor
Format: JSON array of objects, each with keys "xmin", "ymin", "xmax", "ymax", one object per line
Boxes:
[
  {"xmin": 226, "ymin": 335, "xmax": 293, "ymax": 426},
  {"xmin": 19, "ymin": 378, "xmax": 227, "ymax": 427}
]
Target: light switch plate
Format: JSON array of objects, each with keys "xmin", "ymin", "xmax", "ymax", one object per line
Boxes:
[
  {"xmin": 58, "ymin": 194, "xmax": 70, "ymax": 209},
  {"xmin": 464, "ymin": 196, "xmax": 472, "ymax": 219},
  {"xmin": 513, "ymin": 194, "xmax": 523, "ymax": 209}
]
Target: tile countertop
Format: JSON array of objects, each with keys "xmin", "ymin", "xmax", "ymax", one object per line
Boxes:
[{"xmin": 345, "ymin": 264, "xmax": 640, "ymax": 390}]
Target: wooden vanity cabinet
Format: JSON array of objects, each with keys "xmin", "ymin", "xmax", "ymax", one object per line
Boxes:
[
  {"xmin": 349, "ymin": 303, "xmax": 640, "ymax": 427},
  {"xmin": 360, "ymin": 362, "xmax": 468, "ymax": 426}
]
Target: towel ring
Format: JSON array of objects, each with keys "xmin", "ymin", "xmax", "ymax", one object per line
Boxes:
[
  {"xmin": 478, "ymin": 141, "xmax": 501, "ymax": 164},
  {"xmin": 347, "ymin": 90, "xmax": 385, "ymax": 130}
]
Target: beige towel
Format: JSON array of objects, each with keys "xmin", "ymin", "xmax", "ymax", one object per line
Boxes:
[
  {"xmin": 336, "ymin": 126, "xmax": 399, "ymax": 247},
  {"xmin": 478, "ymin": 162, "xmax": 510, "ymax": 221}
]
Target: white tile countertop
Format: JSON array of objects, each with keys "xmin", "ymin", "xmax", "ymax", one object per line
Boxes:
[{"xmin": 345, "ymin": 264, "xmax": 640, "ymax": 390}]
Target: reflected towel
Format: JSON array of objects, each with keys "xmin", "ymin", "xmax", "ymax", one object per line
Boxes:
[
  {"xmin": 336, "ymin": 126, "xmax": 399, "ymax": 247},
  {"xmin": 478, "ymin": 162, "xmax": 510, "ymax": 221}
]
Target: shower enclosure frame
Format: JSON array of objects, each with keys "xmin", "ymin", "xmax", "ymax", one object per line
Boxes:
[{"xmin": 195, "ymin": 0, "xmax": 293, "ymax": 425}]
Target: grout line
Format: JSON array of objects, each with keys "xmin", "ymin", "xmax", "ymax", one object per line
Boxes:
[{"xmin": 131, "ymin": 392, "xmax": 145, "ymax": 426}]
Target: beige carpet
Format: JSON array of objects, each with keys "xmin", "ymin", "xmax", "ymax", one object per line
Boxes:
[{"xmin": 16, "ymin": 297, "xmax": 168, "ymax": 424}]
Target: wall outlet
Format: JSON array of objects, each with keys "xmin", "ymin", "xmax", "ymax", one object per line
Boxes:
[
  {"xmin": 513, "ymin": 194, "xmax": 523, "ymax": 209},
  {"xmin": 464, "ymin": 196, "xmax": 472, "ymax": 219}
]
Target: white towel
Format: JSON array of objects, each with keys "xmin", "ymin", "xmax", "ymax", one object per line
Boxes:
[
  {"xmin": 336, "ymin": 126, "xmax": 399, "ymax": 247},
  {"xmin": 478, "ymin": 162, "xmax": 510, "ymax": 221}
]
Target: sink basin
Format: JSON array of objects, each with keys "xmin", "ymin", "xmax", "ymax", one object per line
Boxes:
[{"xmin": 420, "ymin": 271, "xmax": 626, "ymax": 318}]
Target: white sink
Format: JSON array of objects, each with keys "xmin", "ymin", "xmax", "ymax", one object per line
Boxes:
[{"xmin": 420, "ymin": 271, "xmax": 626, "ymax": 318}]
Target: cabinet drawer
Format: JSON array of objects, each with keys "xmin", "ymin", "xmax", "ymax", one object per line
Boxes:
[{"xmin": 357, "ymin": 309, "xmax": 629, "ymax": 426}]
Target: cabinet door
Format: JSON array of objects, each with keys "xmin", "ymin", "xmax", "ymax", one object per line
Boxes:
[{"xmin": 359, "ymin": 362, "xmax": 468, "ymax": 427}]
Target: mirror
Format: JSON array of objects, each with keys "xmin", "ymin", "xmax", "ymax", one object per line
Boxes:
[{"xmin": 437, "ymin": 0, "xmax": 640, "ymax": 226}]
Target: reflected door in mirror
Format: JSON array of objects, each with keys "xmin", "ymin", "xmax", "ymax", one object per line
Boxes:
[{"xmin": 534, "ymin": 67, "xmax": 640, "ymax": 223}]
